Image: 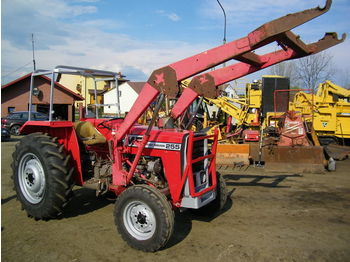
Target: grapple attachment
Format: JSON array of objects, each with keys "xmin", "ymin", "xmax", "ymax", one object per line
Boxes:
[
  {"xmin": 170, "ymin": 0, "xmax": 346, "ymax": 119},
  {"xmin": 113, "ymin": 0, "xmax": 345, "ymax": 184}
]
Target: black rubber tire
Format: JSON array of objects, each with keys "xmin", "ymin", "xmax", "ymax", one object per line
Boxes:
[
  {"xmin": 10, "ymin": 125, "xmax": 21, "ymax": 135},
  {"xmin": 114, "ymin": 184, "xmax": 174, "ymax": 252},
  {"xmin": 11, "ymin": 132, "xmax": 74, "ymax": 219},
  {"xmin": 191, "ymin": 172, "xmax": 228, "ymax": 215}
]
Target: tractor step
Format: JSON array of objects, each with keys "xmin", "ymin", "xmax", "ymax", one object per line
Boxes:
[
  {"xmin": 83, "ymin": 178, "xmax": 109, "ymax": 196},
  {"xmin": 82, "ymin": 178, "xmax": 100, "ymax": 190}
]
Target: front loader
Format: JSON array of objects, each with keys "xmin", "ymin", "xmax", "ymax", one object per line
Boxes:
[{"xmin": 12, "ymin": 0, "xmax": 345, "ymax": 252}]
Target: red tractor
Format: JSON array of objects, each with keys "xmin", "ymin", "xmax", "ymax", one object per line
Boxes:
[{"xmin": 12, "ymin": 0, "xmax": 344, "ymax": 252}]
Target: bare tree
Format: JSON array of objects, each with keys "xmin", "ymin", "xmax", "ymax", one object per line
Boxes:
[
  {"xmin": 269, "ymin": 61, "xmax": 299, "ymax": 87},
  {"xmin": 295, "ymin": 51, "xmax": 335, "ymax": 92}
]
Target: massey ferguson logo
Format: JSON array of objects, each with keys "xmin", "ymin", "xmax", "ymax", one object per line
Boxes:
[{"xmin": 127, "ymin": 135, "xmax": 182, "ymax": 151}]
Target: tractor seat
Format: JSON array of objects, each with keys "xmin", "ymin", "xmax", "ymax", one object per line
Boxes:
[{"xmin": 74, "ymin": 121, "xmax": 107, "ymax": 145}]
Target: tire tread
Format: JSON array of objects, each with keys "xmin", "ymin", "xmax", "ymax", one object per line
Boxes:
[
  {"xmin": 114, "ymin": 185, "xmax": 174, "ymax": 252},
  {"xmin": 11, "ymin": 133, "xmax": 74, "ymax": 220}
]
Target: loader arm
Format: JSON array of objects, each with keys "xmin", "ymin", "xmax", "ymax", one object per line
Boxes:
[
  {"xmin": 116, "ymin": 0, "xmax": 345, "ymax": 142},
  {"xmin": 291, "ymin": 91, "xmax": 318, "ymax": 115},
  {"xmin": 204, "ymin": 97, "xmax": 249, "ymax": 126},
  {"xmin": 170, "ymin": 32, "xmax": 346, "ymax": 119},
  {"xmin": 316, "ymin": 80, "xmax": 350, "ymax": 102}
]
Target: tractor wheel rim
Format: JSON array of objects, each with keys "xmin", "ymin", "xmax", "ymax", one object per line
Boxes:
[
  {"xmin": 123, "ymin": 201, "xmax": 156, "ymax": 240},
  {"xmin": 18, "ymin": 153, "xmax": 46, "ymax": 204}
]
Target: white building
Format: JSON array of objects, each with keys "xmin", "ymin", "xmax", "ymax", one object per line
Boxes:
[{"xmin": 104, "ymin": 81, "xmax": 145, "ymax": 115}]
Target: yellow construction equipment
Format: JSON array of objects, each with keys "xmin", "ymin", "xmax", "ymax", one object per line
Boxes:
[
  {"xmin": 289, "ymin": 80, "xmax": 350, "ymax": 145},
  {"xmin": 202, "ymin": 76, "xmax": 289, "ymax": 143},
  {"xmin": 184, "ymin": 76, "xmax": 333, "ymax": 172}
]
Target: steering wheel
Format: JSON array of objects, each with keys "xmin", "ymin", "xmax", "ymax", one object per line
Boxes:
[
  {"xmin": 97, "ymin": 117, "xmax": 124, "ymax": 130},
  {"xmin": 97, "ymin": 120, "xmax": 112, "ymax": 130}
]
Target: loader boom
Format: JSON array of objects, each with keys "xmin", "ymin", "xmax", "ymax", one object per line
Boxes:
[
  {"xmin": 113, "ymin": 0, "xmax": 345, "ymax": 185},
  {"xmin": 171, "ymin": 33, "xmax": 345, "ymax": 119},
  {"xmin": 117, "ymin": 0, "xmax": 345, "ymax": 142}
]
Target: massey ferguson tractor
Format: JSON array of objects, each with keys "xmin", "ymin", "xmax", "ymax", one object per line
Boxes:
[{"xmin": 12, "ymin": 0, "xmax": 345, "ymax": 252}]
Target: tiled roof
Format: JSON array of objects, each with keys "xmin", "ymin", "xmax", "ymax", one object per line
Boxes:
[{"xmin": 1, "ymin": 73, "xmax": 84, "ymax": 100}]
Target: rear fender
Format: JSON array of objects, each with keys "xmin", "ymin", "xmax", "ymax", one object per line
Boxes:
[{"xmin": 20, "ymin": 121, "xmax": 84, "ymax": 185}]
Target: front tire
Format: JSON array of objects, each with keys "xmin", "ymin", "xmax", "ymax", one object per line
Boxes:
[
  {"xmin": 192, "ymin": 172, "xmax": 228, "ymax": 215},
  {"xmin": 11, "ymin": 133, "xmax": 74, "ymax": 219},
  {"xmin": 114, "ymin": 185, "xmax": 174, "ymax": 252}
]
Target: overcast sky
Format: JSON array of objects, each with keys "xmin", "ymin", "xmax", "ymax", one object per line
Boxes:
[{"xmin": 1, "ymin": 0, "xmax": 349, "ymax": 87}]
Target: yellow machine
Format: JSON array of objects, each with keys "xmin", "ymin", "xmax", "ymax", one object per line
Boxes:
[
  {"xmin": 203, "ymin": 76, "xmax": 289, "ymax": 142},
  {"xmin": 290, "ymin": 80, "xmax": 350, "ymax": 144},
  {"xmin": 205, "ymin": 79, "xmax": 349, "ymax": 169},
  {"xmin": 205, "ymin": 81, "xmax": 261, "ymax": 127},
  {"xmin": 203, "ymin": 85, "xmax": 260, "ymax": 142}
]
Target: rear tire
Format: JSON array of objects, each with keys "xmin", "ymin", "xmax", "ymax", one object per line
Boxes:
[
  {"xmin": 114, "ymin": 185, "xmax": 174, "ymax": 252},
  {"xmin": 11, "ymin": 133, "xmax": 74, "ymax": 219}
]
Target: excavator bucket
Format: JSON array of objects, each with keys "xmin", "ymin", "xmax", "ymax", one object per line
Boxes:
[
  {"xmin": 216, "ymin": 144, "xmax": 250, "ymax": 168},
  {"xmin": 263, "ymin": 111, "xmax": 328, "ymax": 173},
  {"xmin": 263, "ymin": 146, "xmax": 326, "ymax": 173}
]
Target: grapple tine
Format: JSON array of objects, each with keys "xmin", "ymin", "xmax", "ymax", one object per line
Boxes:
[
  {"xmin": 117, "ymin": 0, "xmax": 343, "ymax": 137},
  {"xmin": 248, "ymin": 0, "xmax": 333, "ymax": 48},
  {"xmin": 279, "ymin": 31, "xmax": 346, "ymax": 57},
  {"xmin": 308, "ymin": 32, "xmax": 347, "ymax": 54},
  {"xmin": 170, "ymin": 31, "xmax": 346, "ymax": 118},
  {"xmin": 168, "ymin": 0, "xmax": 334, "ymax": 83}
]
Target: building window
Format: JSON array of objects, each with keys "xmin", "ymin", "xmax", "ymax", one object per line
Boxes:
[{"xmin": 8, "ymin": 107, "xmax": 15, "ymax": 113}]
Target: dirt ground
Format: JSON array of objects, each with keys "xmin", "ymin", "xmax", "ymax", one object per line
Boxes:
[{"xmin": 2, "ymin": 137, "xmax": 350, "ymax": 262}]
